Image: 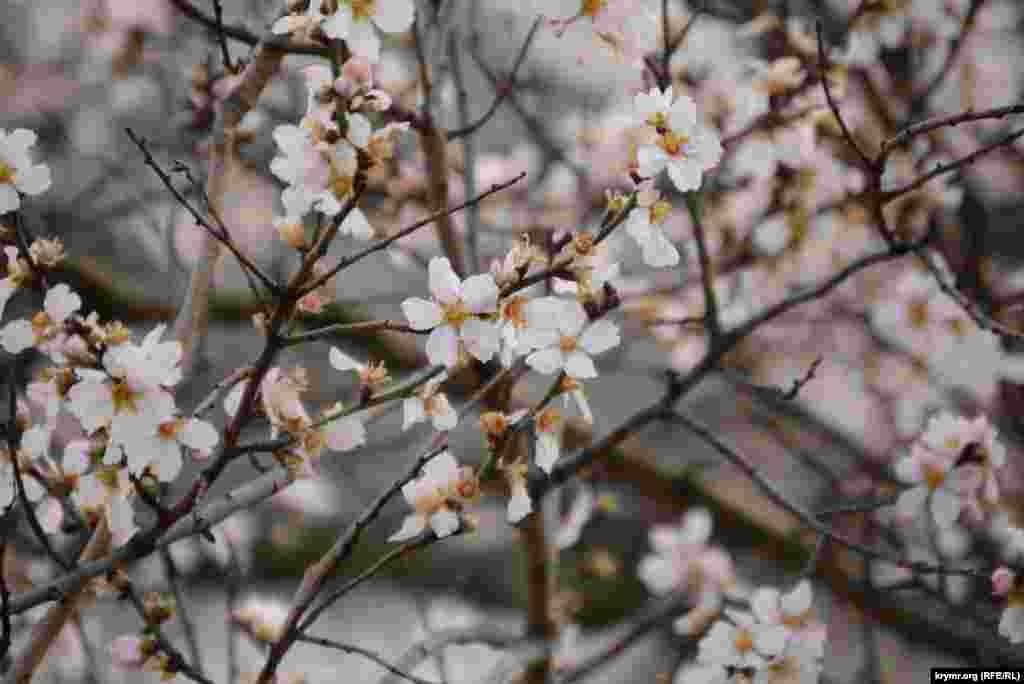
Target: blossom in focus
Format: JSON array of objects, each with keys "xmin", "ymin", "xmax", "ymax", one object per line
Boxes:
[
  {"xmin": 634, "ymin": 87, "xmax": 722, "ymax": 193},
  {"xmin": 402, "ymin": 257, "xmax": 500, "ymax": 368},
  {"xmin": 402, "ymin": 372, "xmax": 457, "ymax": 432},
  {"xmin": 625, "ymin": 183, "xmax": 680, "ymax": 268},
  {"xmin": 1, "ymin": 282, "xmax": 81, "ymax": 357},
  {"xmin": 0, "ymin": 128, "xmax": 51, "ymax": 213},
  {"xmin": 389, "ymin": 450, "xmax": 476, "ymax": 542},
  {"xmin": 107, "ymin": 415, "xmax": 218, "ymax": 482},
  {"xmin": 525, "ymin": 299, "xmax": 620, "ymax": 379},
  {"xmin": 322, "ymin": 0, "xmax": 416, "ymax": 63},
  {"xmin": 698, "ymin": 608, "xmax": 787, "ymax": 670}
]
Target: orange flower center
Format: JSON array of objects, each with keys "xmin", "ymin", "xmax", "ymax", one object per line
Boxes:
[
  {"xmin": 537, "ymin": 407, "xmax": 562, "ymax": 433},
  {"xmin": 734, "ymin": 628, "xmax": 754, "ymax": 653},
  {"xmin": 328, "ymin": 166, "xmax": 354, "ymax": 200},
  {"xmin": 443, "ymin": 300, "xmax": 470, "ymax": 328},
  {"xmin": 907, "ymin": 299, "xmax": 929, "ymax": 328},
  {"xmin": 924, "ymin": 463, "xmax": 946, "ymax": 490},
  {"xmin": 649, "ymin": 199, "xmax": 672, "ymax": 225},
  {"xmin": 502, "ymin": 296, "xmax": 529, "ymax": 328},
  {"xmin": 111, "ymin": 381, "xmax": 138, "ymax": 415},
  {"xmin": 581, "ymin": 0, "xmax": 607, "ymax": 18},
  {"xmin": 559, "ymin": 336, "xmax": 578, "ymax": 353},
  {"xmin": 658, "ymin": 130, "xmax": 689, "ymax": 157}
]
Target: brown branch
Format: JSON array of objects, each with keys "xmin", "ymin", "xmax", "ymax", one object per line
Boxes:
[
  {"xmin": 297, "ymin": 634, "xmax": 439, "ymax": 684},
  {"xmin": 815, "ymin": 21, "xmax": 875, "ymax": 172},
  {"xmin": 878, "ymin": 103, "xmax": 1024, "ymax": 163},
  {"xmin": 446, "ymin": 16, "xmax": 543, "ymax": 142}
]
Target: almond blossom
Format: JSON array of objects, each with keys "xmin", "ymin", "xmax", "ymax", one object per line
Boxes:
[
  {"xmin": 402, "ymin": 257, "xmax": 500, "ymax": 369},
  {"xmin": 534, "ymin": 407, "xmax": 563, "ymax": 474},
  {"xmin": 525, "ymin": 299, "xmax": 620, "ymax": 379},
  {"xmin": 749, "ymin": 580, "xmax": 827, "ymax": 660},
  {"xmin": 321, "ymin": 0, "xmax": 416, "ymax": 64},
  {"xmin": 270, "ymin": 124, "xmax": 374, "ymax": 239},
  {"xmin": 402, "ymin": 371, "xmax": 457, "ymax": 432},
  {"xmin": 697, "ymin": 608, "xmax": 787, "ymax": 670},
  {"xmin": 389, "ymin": 450, "xmax": 477, "ymax": 542},
  {"xmin": 106, "ymin": 414, "xmax": 218, "ymax": 482},
  {"xmin": 1, "ymin": 282, "xmax": 82, "ymax": 357},
  {"xmin": 634, "ymin": 87, "xmax": 722, "ymax": 193},
  {"xmin": 0, "ymin": 128, "xmax": 52, "ymax": 213},
  {"xmin": 637, "ymin": 508, "xmax": 735, "ymax": 602},
  {"xmin": 0, "ymin": 246, "xmax": 32, "ymax": 321},
  {"xmin": 67, "ymin": 328, "xmax": 180, "ymax": 447},
  {"xmin": 625, "ymin": 183, "xmax": 680, "ymax": 268}
]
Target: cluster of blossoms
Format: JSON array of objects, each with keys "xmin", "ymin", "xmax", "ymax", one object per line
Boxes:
[{"xmin": 270, "ymin": 56, "xmax": 410, "ymax": 256}]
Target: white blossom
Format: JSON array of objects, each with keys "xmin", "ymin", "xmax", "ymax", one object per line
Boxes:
[
  {"xmin": 525, "ymin": 300, "xmax": 620, "ymax": 379},
  {"xmin": 0, "ymin": 128, "xmax": 51, "ymax": 213},
  {"xmin": 402, "ymin": 257, "xmax": 500, "ymax": 368}
]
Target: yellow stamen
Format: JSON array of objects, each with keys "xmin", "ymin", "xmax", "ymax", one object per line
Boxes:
[
  {"xmin": 658, "ymin": 130, "xmax": 689, "ymax": 157},
  {"xmin": 924, "ymin": 464, "xmax": 945, "ymax": 490},
  {"xmin": 111, "ymin": 381, "xmax": 138, "ymax": 415},
  {"xmin": 328, "ymin": 166, "xmax": 354, "ymax": 201},
  {"xmin": 443, "ymin": 300, "xmax": 469, "ymax": 328},
  {"xmin": 350, "ymin": 0, "xmax": 375, "ymax": 21},
  {"xmin": 907, "ymin": 299, "xmax": 929, "ymax": 328},
  {"xmin": 0, "ymin": 160, "xmax": 15, "ymax": 185},
  {"xmin": 649, "ymin": 199, "xmax": 672, "ymax": 225}
]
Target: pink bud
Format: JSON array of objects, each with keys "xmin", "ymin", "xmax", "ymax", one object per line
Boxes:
[{"xmin": 993, "ymin": 567, "xmax": 1015, "ymax": 597}]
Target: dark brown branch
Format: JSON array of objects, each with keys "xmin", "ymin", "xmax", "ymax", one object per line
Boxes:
[
  {"xmin": 815, "ymin": 21, "xmax": 875, "ymax": 172},
  {"xmin": 878, "ymin": 103, "xmax": 1024, "ymax": 163}
]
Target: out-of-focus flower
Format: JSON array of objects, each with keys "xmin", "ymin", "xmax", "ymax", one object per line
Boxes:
[
  {"xmin": 0, "ymin": 128, "xmax": 51, "ymax": 213},
  {"xmin": 322, "ymin": 0, "xmax": 415, "ymax": 63}
]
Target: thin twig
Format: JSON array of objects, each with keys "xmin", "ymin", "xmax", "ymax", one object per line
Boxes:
[
  {"xmin": 160, "ymin": 547, "xmax": 204, "ymax": 677},
  {"xmin": 210, "ymin": 0, "xmax": 234, "ymax": 72},
  {"xmin": 446, "ymin": 16, "xmax": 543, "ymax": 141},
  {"xmin": 815, "ymin": 21, "xmax": 875, "ymax": 172},
  {"xmin": 297, "ymin": 634, "xmax": 439, "ymax": 684},
  {"xmin": 298, "ymin": 172, "xmax": 527, "ymax": 297}
]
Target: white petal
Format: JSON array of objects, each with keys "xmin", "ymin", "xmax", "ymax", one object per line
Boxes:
[
  {"xmin": 564, "ymin": 351, "xmax": 598, "ymax": 379},
  {"xmin": 579, "ymin": 320, "xmax": 620, "ymax": 356},
  {"xmin": 461, "ymin": 274, "xmax": 499, "ymax": 314},
  {"xmin": 322, "ymin": 5, "xmax": 353, "ymax": 38},
  {"xmin": 1, "ymin": 319, "xmax": 33, "ymax": 354},
  {"xmin": 535, "ymin": 433, "xmax": 560, "ymax": 474},
  {"xmin": 424, "ymin": 450, "xmax": 460, "ymax": 482},
  {"xmin": 402, "ymin": 397, "xmax": 425, "ymax": 430},
  {"xmin": 402, "ymin": 297, "xmax": 443, "ymax": 329},
  {"xmin": 637, "ymin": 145, "xmax": 668, "ymax": 177},
  {"xmin": 425, "ymin": 325, "xmax": 459, "ymax": 368},
  {"xmin": 372, "ymin": 0, "xmax": 415, "ymax": 33},
  {"xmin": 341, "ymin": 206, "xmax": 374, "ymax": 240},
  {"xmin": 180, "ymin": 419, "xmax": 219, "ymax": 450},
  {"xmin": 326, "ymin": 416, "xmax": 367, "ymax": 452},
  {"xmin": 753, "ymin": 624, "xmax": 788, "ymax": 657},
  {"xmin": 750, "ymin": 588, "xmax": 780, "ymax": 624},
  {"xmin": 428, "ymin": 257, "xmax": 462, "ymax": 305},
  {"xmin": 0, "ymin": 185, "xmax": 19, "ymax": 214},
  {"xmin": 781, "ymin": 580, "xmax": 813, "ymax": 616},
  {"xmin": 931, "ymin": 488, "xmax": 961, "ymax": 528},
  {"xmin": 16, "ymin": 164, "xmax": 51, "ymax": 196},
  {"xmin": 559, "ymin": 301, "xmax": 588, "ymax": 337},
  {"xmin": 388, "ymin": 514, "xmax": 426, "ymax": 542},
  {"xmin": 667, "ymin": 159, "xmax": 703, "ymax": 192},
  {"xmin": 461, "ymin": 318, "xmax": 499, "ymax": 363},
  {"xmin": 526, "ymin": 347, "xmax": 565, "ymax": 375},
  {"xmin": 507, "ymin": 485, "xmax": 533, "ymax": 523},
  {"xmin": 346, "ymin": 113, "xmax": 372, "ymax": 149},
  {"xmin": 347, "ymin": 18, "xmax": 381, "ymax": 62},
  {"xmin": 429, "ymin": 508, "xmax": 460, "ymax": 538},
  {"xmin": 330, "ymin": 347, "xmax": 362, "ymax": 372}
]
